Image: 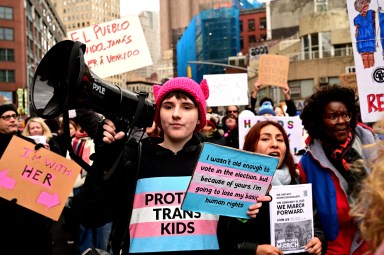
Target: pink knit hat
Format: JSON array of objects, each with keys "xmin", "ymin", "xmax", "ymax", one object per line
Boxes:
[{"xmin": 153, "ymin": 77, "xmax": 209, "ymax": 132}]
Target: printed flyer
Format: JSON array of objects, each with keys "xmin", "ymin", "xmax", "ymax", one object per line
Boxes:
[
  {"xmin": 182, "ymin": 143, "xmax": 279, "ymax": 219},
  {"xmin": 269, "ymin": 184, "xmax": 313, "ymax": 254}
]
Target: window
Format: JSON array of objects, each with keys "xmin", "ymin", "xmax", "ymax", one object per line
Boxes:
[
  {"xmin": 0, "ymin": 27, "xmax": 13, "ymax": 40},
  {"xmin": 249, "ymin": 35, "xmax": 256, "ymax": 43},
  {"xmin": 248, "ymin": 19, "xmax": 255, "ymax": 31},
  {"xmin": 0, "ymin": 48, "xmax": 14, "ymax": 61},
  {"xmin": 0, "ymin": 6, "xmax": 13, "ymax": 20},
  {"xmin": 315, "ymin": 0, "xmax": 328, "ymax": 12},
  {"xmin": 260, "ymin": 17, "xmax": 266, "ymax": 30},
  {"xmin": 240, "ymin": 20, "xmax": 243, "ymax": 33},
  {"xmin": 0, "ymin": 70, "xmax": 15, "ymax": 83}
]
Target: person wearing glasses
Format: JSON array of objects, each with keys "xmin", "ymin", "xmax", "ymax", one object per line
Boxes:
[
  {"xmin": 298, "ymin": 85, "xmax": 379, "ymax": 255},
  {"xmin": 225, "ymin": 105, "xmax": 240, "ymax": 118},
  {"xmin": 0, "ymin": 104, "xmax": 54, "ymax": 254}
]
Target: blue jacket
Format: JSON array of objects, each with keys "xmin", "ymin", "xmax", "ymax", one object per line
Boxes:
[{"xmin": 298, "ymin": 124, "xmax": 378, "ymax": 254}]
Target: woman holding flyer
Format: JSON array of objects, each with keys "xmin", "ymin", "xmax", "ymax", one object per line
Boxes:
[
  {"xmin": 298, "ymin": 85, "xmax": 379, "ymax": 255},
  {"xmin": 217, "ymin": 120, "xmax": 326, "ymax": 255}
]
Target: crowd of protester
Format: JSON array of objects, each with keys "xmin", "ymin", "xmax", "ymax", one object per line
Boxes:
[{"xmin": 1, "ymin": 77, "xmax": 384, "ymax": 255}]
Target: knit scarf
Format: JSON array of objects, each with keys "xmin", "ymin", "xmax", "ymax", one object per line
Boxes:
[
  {"xmin": 322, "ymin": 129, "xmax": 354, "ymax": 171},
  {"xmin": 271, "ymin": 165, "xmax": 291, "ymax": 186}
]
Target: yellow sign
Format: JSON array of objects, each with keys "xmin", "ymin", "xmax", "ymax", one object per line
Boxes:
[{"xmin": 0, "ymin": 136, "xmax": 81, "ymax": 221}]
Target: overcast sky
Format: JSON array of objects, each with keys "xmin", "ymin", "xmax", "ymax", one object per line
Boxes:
[{"xmin": 120, "ymin": 0, "xmax": 160, "ymax": 16}]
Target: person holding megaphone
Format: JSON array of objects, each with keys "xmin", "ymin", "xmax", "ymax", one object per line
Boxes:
[{"xmin": 72, "ymin": 77, "xmax": 271, "ymax": 255}]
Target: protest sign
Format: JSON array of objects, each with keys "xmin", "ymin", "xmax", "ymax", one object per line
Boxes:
[
  {"xmin": 238, "ymin": 114, "xmax": 305, "ymax": 163},
  {"xmin": 339, "ymin": 73, "xmax": 357, "ymax": 90},
  {"xmin": 258, "ymin": 54, "xmax": 289, "ymax": 87},
  {"xmin": 67, "ymin": 15, "xmax": 152, "ymax": 78},
  {"xmin": 28, "ymin": 135, "xmax": 47, "ymax": 145},
  {"xmin": 269, "ymin": 184, "xmax": 313, "ymax": 254},
  {"xmin": 346, "ymin": 1, "xmax": 384, "ymax": 122},
  {"xmin": 0, "ymin": 136, "xmax": 81, "ymax": 221},
  {"xmin": 203, "ymin": 73, "xmax": 249, "ymax": 107},
  {"xmin": 181, "ymin": 143, "xmax": 279, "ymax": 219}
]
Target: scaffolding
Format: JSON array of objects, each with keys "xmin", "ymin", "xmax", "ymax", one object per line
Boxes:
[{"xmin": 177, "ymin": 6, "xmax": 240, "ymax": 82}]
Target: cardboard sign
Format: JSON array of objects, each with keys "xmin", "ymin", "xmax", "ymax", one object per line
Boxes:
[
  {"xmin": 346, "ymin": 1, "xmax": 384, "ymax": 122},
  {"xmin": 238, "ymin": 114, "xmax": 305, "ymax": 163},
  {"xmin": 258, "ymin": 54, "xmax": 289, "ymax": 87},
  {"xmin": 339, "ymin": 73, "xmax": 357, "ymax": 90},
  {"xmin": 0, "ymin": 136, "xmax": 81, "ymax": 221},
  {"xmin": 182, "ymin": 143, "xmax": 279, "ymax": 219},
  {"xmin": 203, "ymin": 73, "xmax": 249, "ymax": 106},
  {"xmin": 67, "ymin": 15, "xmax": 153, "ymax": 78}
]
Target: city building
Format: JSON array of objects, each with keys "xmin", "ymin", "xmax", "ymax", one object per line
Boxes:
[
  {"xmin": 239, "ymin": 7, "xmax": 266, "ymax": 55},
  {"xmin": 252, "ymin": 0, "xmax": 354, "ymax": 113},
  {"xmin": 128, "ymin": 10, "xmax": 160, "ymax": 82},
  {"xmin": 177, "ymin": 6, "xmax": 240, "ymax": 83},
  {"xmin": 160, "ymin": 0, "xmax": 262, "ymax": 78},
  {"xmin": 0, "ymin": 0, "xmax": 65, "ymax": 115}
]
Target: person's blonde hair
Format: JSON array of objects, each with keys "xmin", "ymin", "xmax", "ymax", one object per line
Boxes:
[
  {"xmin": 22, "ymin": 117, "xmax": 53, "ymax": 142},
  {"xmin": 350, "ymin": 142, "xmax": 384, "ymax": 252}
]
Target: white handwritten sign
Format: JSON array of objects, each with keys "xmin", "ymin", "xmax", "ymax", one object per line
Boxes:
[
  {"xmin": 67, "ymin": 15, "xmax": 153, "ymax": 78},
  {"xmin": 203, "ymin": 73, "xmax": 249, "ymax": 106}
]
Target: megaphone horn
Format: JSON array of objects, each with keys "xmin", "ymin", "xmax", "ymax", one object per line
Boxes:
[{"xmin": 31, "ymin": 40, "xmax": 155, "ymax": 129}]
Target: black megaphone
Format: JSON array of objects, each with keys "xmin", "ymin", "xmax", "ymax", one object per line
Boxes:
[{"xmin": 31, "ymin": 40, "xmax": 155, "ymax": 129}]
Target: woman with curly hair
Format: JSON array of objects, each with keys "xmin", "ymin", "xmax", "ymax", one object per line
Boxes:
[
  {"xmin": 298, "ymin": 85, "xmax": 379, "ymax": 255},
  {"xmin": 350, "ymin": 144, "xmax": 384, "ymax": 254}
]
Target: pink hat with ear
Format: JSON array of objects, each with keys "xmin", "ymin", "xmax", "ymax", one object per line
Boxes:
[{"xmin": 153, "ymin": 77, "xmax": 209, "ymax": 132}]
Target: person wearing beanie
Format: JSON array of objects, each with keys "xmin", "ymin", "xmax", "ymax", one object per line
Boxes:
[
  {"xmin": 73, "ymin": 77, "xmax": 270, "ymax": 255},
  {"xmin": 258, "ymin": 101, "xmax": 276, "ymax": 116},
  {"xmin": 0, "ymin": 103, "xmax": 54, "ymax": 254}
]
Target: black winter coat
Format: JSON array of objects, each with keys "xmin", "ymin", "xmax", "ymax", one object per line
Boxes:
[
  {"xmin": 73, "ymin": 134, "xmax": 221, "ymax": 255},
  {"xmin": 0, "ymin": 132, "xmax": 53, "ymax": 255}
]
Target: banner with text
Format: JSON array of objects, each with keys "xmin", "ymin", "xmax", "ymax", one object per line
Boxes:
[
  {"xmin": 269, "ymin": 184, "xmax": 313, "ymax": 254},
  {"xmin": 182, "ymin": 143, "xmax": 279, "ymax": 219},
  {"xmin": 0, "ymin": 136, "xmax": 81, "ymax": 221},
  {"xmin": 346, "ymin": 0, "xmax": 384, "ymax": 122},
  {"xmin": 67, "ymin": 15, "xmax": 153, "ymax": 78},
  {"xmin": 203, "ymin": 73, "xmax": 249, "ymax": 107},
  {"xmin": 238, "ymin": 114, "xmax": 305, "ymax": 163}
]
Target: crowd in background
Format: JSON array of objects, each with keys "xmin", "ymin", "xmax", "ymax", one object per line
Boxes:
[{"xmin": 1, "ymin": 78, "xmax": 384, "ymax": 255}]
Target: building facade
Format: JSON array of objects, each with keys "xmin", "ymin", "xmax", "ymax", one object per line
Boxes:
[
  {"xmin": 161, "ymin": 0, "xmax": 264, "ymax": 78},
  {"xmin": 0, "ymin": 0, "xmax": 65, "ymax": 115},
  {"xmin": 258, "ymin": 0, "xmax": 354, "ymax": 113},
  {"xmin": 239, "ymin": 7, "xmax": 266, "ymax": 55},
  {"xmin": 129, "ymin": 11, "xmax": 160, "ymax": 81}
]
